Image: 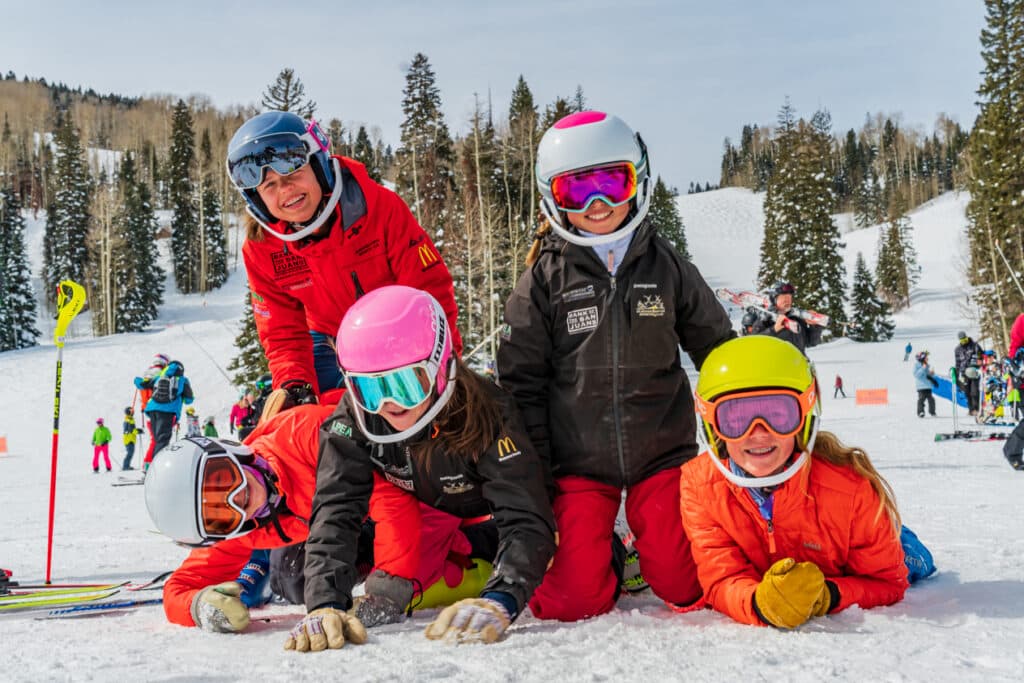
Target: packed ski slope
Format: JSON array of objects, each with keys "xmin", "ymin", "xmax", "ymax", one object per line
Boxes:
[{"xmin": 1, "ymin": 190, "xmax": 1022, "ymax": 682}]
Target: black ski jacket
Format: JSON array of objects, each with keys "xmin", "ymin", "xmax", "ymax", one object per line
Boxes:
[
  {"xmin": 496, "ymin": 220, "xmax": 735, "ymax": 489},
  {"xmin": 749, "ymin": 310, "xmax": 822, "ymax": 354},
  {"xmin": 303, "ymin": 380, "xmax": 556, "ymax": 617},
  {"xmin": 954, "ymin": 338, "xmax": 983, "ymax": 378}
]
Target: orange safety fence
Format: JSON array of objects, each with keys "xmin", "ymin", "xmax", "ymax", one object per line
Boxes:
[{"xmin": 855, "ymin": 388, "xmax": 889, "ymax": 405}]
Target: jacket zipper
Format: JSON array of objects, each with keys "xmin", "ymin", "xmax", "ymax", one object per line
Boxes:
[
  {"xmin": 609, "ymin": 274, "xmax": 626, "ymax": 483},
  {"xmin": 766, "ymin": 518, "xmax": 777, "ymax": 555}
]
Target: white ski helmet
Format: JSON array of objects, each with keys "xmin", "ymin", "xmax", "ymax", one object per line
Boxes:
[
  {"xmin": 144, "ymin": 436, "xmax": 259, "ymax": 546},
  {"xmin": 536, "ymin": 111, "xmax": 652, "ymax": 246}
]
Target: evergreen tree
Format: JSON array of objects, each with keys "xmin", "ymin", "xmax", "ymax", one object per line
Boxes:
[
  {"xmin": 227, "ymin": 290, "xmax": 270, "ymax": 386},
  {"xmin": 966, "ymin": 0, "xmax": 1024, "ymax": 348},
  {"xmin": 875, "ymin": 190, "xmax": 919, "ymax": 310},
  {"xmin": 759, "ymin": 103, "xmax": 846, "ymax": 335},
  {"xmin": 199, "ymin": 187, "xmax": 228, "ymax": 291},
  {"xmin": 848, "ymin": 252, "xmax": 894, "ymax": 341},
  {"xmin": 261, "ymin": 67, "xmax": 316, "ymax": 118},
  {"xmin": 112, "ymin": 152, "xmax": 164, "ymax": 332},
  {"xmin": 396, "ymin": 53, "xmax": 456, "ymax": 240},
  {"xmin": 502, "ymin": 75, "xmax": 539, "ymax": 277},
  {"xmin": 0, "ymin": 186, "xmax": 40, "ymax": 349},
  {"xmin": 42, "ymin": 112, "xmax": 91, "ymax": 303},
  {"xmin": 352, "ymin": 125, "xmax": 380, "ymax": 181},
  {"xmin": 649, "ymin": 176, "xmax": 690, "ymax": 260},
  {"xmin": 169, "ymin": 99, "xmax": 200, "ymax": 293}
]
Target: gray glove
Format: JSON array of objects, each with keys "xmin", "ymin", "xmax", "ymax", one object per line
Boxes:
[
  {"xmin": 190, "ymin": 582, "xmax": 250, "ymax": 633},
  {"xmin": 350, "ymin": 570, "xmax": 414, "ymax": 627}
]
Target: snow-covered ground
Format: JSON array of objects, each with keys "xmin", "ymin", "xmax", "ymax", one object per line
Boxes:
[{"xmin": 2, "ymin": 190, "xmax": 1022, "ymax": 682}]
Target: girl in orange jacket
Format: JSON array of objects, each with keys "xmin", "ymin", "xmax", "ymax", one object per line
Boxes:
[{"xmin": 680, "ymin": 335, "xmax": 910, "ymax": 629}]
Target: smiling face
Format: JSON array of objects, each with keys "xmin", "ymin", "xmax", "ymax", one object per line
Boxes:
[
  {"xmin": 378, "ymin": 398, "xmax": 432, "ymax": 433},
  {"xmin": 723, "ymin": 422, "xmax": 796, "ymax": 478},
  {"xmin": 564, "ymin": 198, "xmax": 631, "ymax": 235},
  {"xmin": 254, "ymin": 163, "xmax": 323, "ymax": 224}
]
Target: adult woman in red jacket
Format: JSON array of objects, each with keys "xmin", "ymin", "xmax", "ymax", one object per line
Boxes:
[
  {"xmin": 227, "ymin": 111, "xmax": 461, "ymax": 400},
  {"xmin": 681, "ymin": 335, "xmax": 910, "ymax": 628}
]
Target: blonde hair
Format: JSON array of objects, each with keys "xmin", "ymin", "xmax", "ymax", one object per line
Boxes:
[
  {"xmin": 807, "ymin": 430, "xmax": 902, "ymax": 533},
  {"xmin": 244, "ymin": 213, "xmax": 264, "ymax": 242},
  {"xmin": 525, "ymin": 219, "xmax": 553, "ymax": 267}
]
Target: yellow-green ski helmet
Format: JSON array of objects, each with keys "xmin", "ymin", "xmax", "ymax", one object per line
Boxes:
[{"xmin": 694, "ymin": 335, "xmax": 820, "ymax": 488}]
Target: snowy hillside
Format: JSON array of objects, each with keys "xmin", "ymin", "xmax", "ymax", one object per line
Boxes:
[{"xmin": 2, "ymin": 191, "xmax": 1022, "ymax": 682}]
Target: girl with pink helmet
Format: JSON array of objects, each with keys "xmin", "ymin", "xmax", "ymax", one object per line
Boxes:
[
  {"xmin": 287, "ymin": 285, "xmax": 555, "ymax": 652},
  {"xmin": 498, "ymin": 111, "xmax": 735, "ymax": 621}
]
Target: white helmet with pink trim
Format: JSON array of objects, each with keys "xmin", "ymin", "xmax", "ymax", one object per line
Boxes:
[
  {"xmin": 337, "ymin": 285, "xmax": 456, "ymax": 444},
  {"xmin": 535, "ymin": 110, "xmax": 652, "ymax": 246}
]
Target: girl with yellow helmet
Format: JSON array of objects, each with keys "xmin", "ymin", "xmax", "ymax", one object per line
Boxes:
[{"xmin": 681, "ymin": 335, "xmax": 926, "ymax": 629}]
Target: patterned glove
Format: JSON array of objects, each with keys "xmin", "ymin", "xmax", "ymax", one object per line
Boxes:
[
  {"xmin": 190, "ymin": 582, "xmax": 250, "ymax": 633},
  {"xmin": 423, "ymin": 597, "xmax": 510, "ymax": 644},
  {"xmin": 284, "ymin": 607, "xmax": 368, "ymax": 653},
  {"xmin": 753, "ymin": 558, "xmax": 831, "ymax": 629},
  {"xmin": 350, "ymin": 570, "xmax": 414, "ymax": 627}
]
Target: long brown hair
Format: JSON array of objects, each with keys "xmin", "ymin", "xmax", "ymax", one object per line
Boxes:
[
  {"xmin": 415, "ymin": 357, "xmax": 502, "ymax": 463},
  {"xmin": 244, "ymin": 213, "xmax": 265, "ymax": 242}
]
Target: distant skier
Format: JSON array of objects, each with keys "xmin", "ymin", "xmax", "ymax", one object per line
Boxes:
[
  {"xmin": 748, "ymin": 282, "xmax": 823, "ymax": 355},
  {"xmin": 904, "ymin": 342, "xmax": 913, "ymax": 362},
  {"xmin": 954, "ymin": 331, "xmax": 984, "ymax": 416},
  {"xmin": 834, "ymin": 374, "xmax": 846, "ymax": 399},
  {"xmin": 913, "ymin": 351, "xmax": 938, "ymax": 418},
  {"xmin": 237, "ymin": 374, "xmax": 273, "ymax": 441},
  {"xmin": 202, "ymin": 416, "xmax": 218, "ymax": 438},
  {"xmin": 136, "ymin": 360, "xmax": 194, "ymax": 468},
  {"xmin": 185, "ymin": 406, "xmax": 201, "ymax": 437},
  {"xmin": 134, "ymin": 353, "xmax": 169, "ymax": 467},
  {"xmin": 91, "ymin": 418, "xmax": 112, "ymax": 473},
  {"xmin": 740, "ymin": 308, "xmax": 761, "ymax": 336},
  {"xmin": 122, "ymin": 407, "xmax": 141, "ymax": 471},
  {"xmin": 228, "ymin": 392, "xmax": 252, "ymax": 435}
]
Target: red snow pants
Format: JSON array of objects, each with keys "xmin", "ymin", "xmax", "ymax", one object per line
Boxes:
[{"xmin": 528, "ymin": 468, "xmax": 702, "ymax": 621}]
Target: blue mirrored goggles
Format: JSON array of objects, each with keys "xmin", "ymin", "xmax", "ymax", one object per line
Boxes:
[
  {"xmin": 227, "ymin": 123, "xmax": 330, "ymax": 190},
  {"xmin": 345, "ymin": 364, "xmax": 435, "ymax": 414}
]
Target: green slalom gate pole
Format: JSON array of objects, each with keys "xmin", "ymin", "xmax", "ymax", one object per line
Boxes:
[{"xmin": 45, "ymin": 280, "xmax": 85, "ymax": 584}]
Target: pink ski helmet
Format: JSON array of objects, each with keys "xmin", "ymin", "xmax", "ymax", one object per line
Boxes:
[
  {"xmin": 337, "ymin": 286, "xmax": 456, "ymax": 443},
  {"xmin": 338, "ymin": 285, "xmax": 454, "ymax": 393},
  {"xmin": 152, "ymin": 353, "xmax": 170, "ymax": 368}
]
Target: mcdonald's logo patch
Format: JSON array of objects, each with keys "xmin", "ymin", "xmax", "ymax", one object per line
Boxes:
[
  {"xmin": 418, "ymin": 244, "xmax": 439, "ymax": 268},
  {"xmin": 496, "ymin": 436, "xmax": 521, "ymax": 461}
]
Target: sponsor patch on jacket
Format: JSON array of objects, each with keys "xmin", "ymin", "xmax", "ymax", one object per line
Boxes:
[
  {"xmin": 562, "ymin": 284, "xmax": 596, "ymax": 303},
  {"xmin": 330, "ymin": 421, "xmax": 353, "ymax": 438},
  {"xmin": 383, "ymin": 471, "xmax": 415, "ymax": 491},
  {"xmin": 355, "ymin": 239, "xmax": 381, "ymax": 257},
  {"xmin": 416, "ymin": 243, "xmax": 440, "ymax": 269},
  {"xmin": 270, "ymin": 250, "xmax": 312, "ymax": 279},
  {"xmin": 252, "ymin": 297, "xmax": 270, "ymax": 318},
  {"xmin": 633, "ymin": 283, "xmax": 658, "ymax": 289},
  {"xmin": 440, "ymin": 474, "xmax": 475, "ymax": 495},
  {"xmin": 496, "ymin": 436, "xmax": 521, "ymax": 461},
  {"xmin": 566, "ymin": 306, "xmax": 599, "ymax": 335},
  {"xmin": 284, "ymin": 278, "xmax": 314, "ymax": 291},
  {"xmin": 499, "ymin": 323, "xmax": 512, "ymax": 341},
  {"xmin": 636, "ymin": 295, "xmax": 665, "ymax": 317},
  {"xmin": 803, "ymin": 541, "xmax": 822, "ymax": 552}
]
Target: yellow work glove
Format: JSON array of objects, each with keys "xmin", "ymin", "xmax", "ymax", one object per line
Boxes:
[
  {"xmin": 284, "ymin": 607, "xmax": 368, "ymax": 653},
  {"xmin": 424, "ymin": 597, "xmax": 510, "ymax": 644},
  {"xmin": 190, "ymin": 582, "xmax": 250, "ymax": 633},
  {"xmin": 753, "ymin": 558, "xmax": 832, "ymax": 629}
]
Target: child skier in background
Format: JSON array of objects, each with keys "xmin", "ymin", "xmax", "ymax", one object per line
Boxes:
[
  {"xmin": 497, "ymin": 111, "xmax": 734, "ymax": 622},
  {"xmin": 185, "ymin": 406, "xmax": 201, "ymax": 437},
  {"xmin": 682, "ymin": 335, "xmax": 931, "ymax": 629},
  {"xmin": 203, "ymin": 416, "xmax": 218, "ymax": 437},
  {"xmin": 122, "ymin": 407, "xmax": 141, "ymax": 471},
  {"xmin": 134, "ymin": 353, "xmax": 169, "ymax": 465},
  {"xmin": 92, "ymin": 418, "xmax": 112, "ymax": 473}
]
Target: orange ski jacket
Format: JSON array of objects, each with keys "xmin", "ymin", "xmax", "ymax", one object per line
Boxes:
[{"xmin": 679, "ymin": 451, "xmax": 908, "ymax": 626}]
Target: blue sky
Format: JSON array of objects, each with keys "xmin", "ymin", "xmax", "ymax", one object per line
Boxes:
[{"xmin": 2, "ymin": 1, "xmax": 985, "ymax": 190}]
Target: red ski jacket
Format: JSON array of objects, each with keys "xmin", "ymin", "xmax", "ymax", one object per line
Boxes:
[
  {"xmin": 242, "ymin": 156, "xmax": 462, "ymax": 394},
  {"xmin": 161, "ymin": 404, "xmax": 334, "ymax": 627},
  {"xmin": 679, "ymin": 449, "xmax": 908, "ymax": 626},
  {"xmin": 1010, "ymin": 313, "xmax": 1024, "ymax": 359}
]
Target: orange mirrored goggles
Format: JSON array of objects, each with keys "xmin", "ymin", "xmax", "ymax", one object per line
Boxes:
[
  {"xmin": 695, "ymin": 386, "xmax": 817, "ymax": 442},
  {"xmin": 199, "ymin": 455, "xmax": 248, "ymax": 537}
]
